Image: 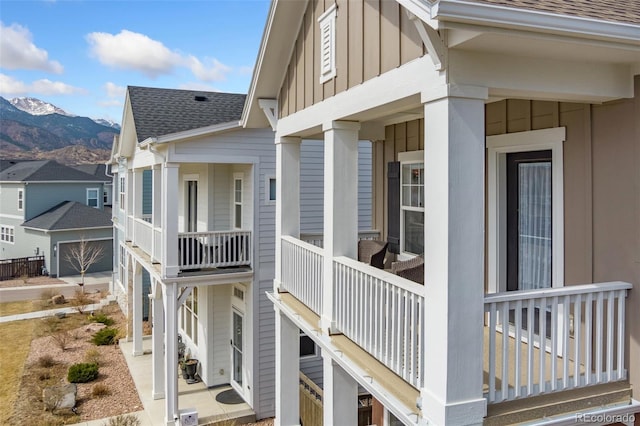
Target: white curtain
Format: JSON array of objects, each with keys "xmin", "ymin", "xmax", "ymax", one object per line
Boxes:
[{"xmin": 518, "ymin": 162, "xmax": 552, "ymax": 290}]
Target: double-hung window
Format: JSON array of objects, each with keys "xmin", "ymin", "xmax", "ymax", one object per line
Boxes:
[
  {"xmin": 87, "ymin": 188, "xmax": 99, "ymax": 208},
  {"xmin": 399, "ymin": 151, "xmax": 424, "ymax": 257},
  {"xmin": 181, "ymin": 287, "xmax": 198, "ymax": 344},
  {"xmin": 17, "ymin": 189, "xmax": 23, "ymax": 211},
  {"xmin": 233, "ymin": 174, "xmax": 243, "ymax": 229},
  {"xmin": 119, "ymin": 176, "xmax": 126, "ymax": 210}
]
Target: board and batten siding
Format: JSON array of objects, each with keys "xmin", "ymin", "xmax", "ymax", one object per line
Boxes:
[{"xmin": 278, "ymin": 0, "xmax": 424, "ymax": 119}]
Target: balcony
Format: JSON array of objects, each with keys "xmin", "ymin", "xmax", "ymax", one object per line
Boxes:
[{"xmin": 279, "ymin": 236, "xmax": 632, "ymax": 408}]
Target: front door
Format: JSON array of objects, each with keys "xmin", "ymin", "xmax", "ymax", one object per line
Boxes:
[{"xmin": 230, "ymin": 309, "xmax": 244, "ymax": 393}]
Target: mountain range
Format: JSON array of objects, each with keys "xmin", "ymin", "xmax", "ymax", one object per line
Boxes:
[{"xmin": 0, "ymin": 97, "xmax": 120, "ymax": 164}]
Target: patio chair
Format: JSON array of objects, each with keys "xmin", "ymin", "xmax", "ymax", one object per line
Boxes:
[
  {"xmin": 357, "ymin": 240, "xmax": 388, "ymax": 269},
  {"xmin": 391, "ymin": 254, "xmax": 424, "ymax": 284}
]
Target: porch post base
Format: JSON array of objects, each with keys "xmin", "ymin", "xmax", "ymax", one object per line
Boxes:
[
  {"xmin": 153, "ymin": 391, "xmax": 165, "ymax": 400},
  {"xmin": 132, "ymin": 350, "xmax": 144, "ymax": 357},
  {"xmin": 420, "ymin": 389, "xmax": 486, "ymax": 426}
]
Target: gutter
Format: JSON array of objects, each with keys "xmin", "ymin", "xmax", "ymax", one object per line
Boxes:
[
  {"xmin": 22, "ymin": 226, "xmax": 114, "ymax": 233},
  {"xmin": 432, "ymin": 0, "xmax": 640, "ymax": 44}
]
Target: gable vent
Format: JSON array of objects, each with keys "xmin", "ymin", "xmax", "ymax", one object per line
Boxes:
[
  {"xmin": 318, "ymin": 4, "xmax": 337, "ymax": 84},
  {"xmin": 194, "ymin": 95, "xmax": 208, "ymax": 102}
]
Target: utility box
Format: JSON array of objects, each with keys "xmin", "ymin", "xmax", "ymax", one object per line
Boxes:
[{"xmin": 179, "ymin": 408, "xmax": 198, "ymax": 426}]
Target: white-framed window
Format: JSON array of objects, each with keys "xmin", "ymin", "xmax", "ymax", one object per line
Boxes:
[
  {"xmin": 487, "ymin": 127, "xmax": 565, "ymax": 294},
  {"xmin": 119, "ymin": 176, "xmax": 126, "ymax": 210},
  {"xmin": 181, "ymin": 286, "xmax": 198, "ymax": 345},
  {"xmin": 118, "ymin": 244, "xmax": 126, "ymax": 284},
  {"xmin": 1, "ymin": 225, "xmax": 15, "ymax": 243},
  {"xmin": 299, "ymin": 331, "xmax": 317, "ymax": 359},
  {"xmin": 233, "ymin": 174, "xmax": 243, "ymax": 229},
  {"xmin": 266, "ymin": 176, "xmax": 276, "ymax": 204},
  {"xmin": 17, "ymin": 189, "xmax": 23, "ymax": 211},
  {"xmin": 399, "ymin": 151, "xmax": 424, "ymax": 257},
  {"xmin": 87, "ymin": 188, "xmax": 99, "ymax": 208},
  {"xmin": 318, "ymin": 3, "xmax": 337, "ymax": 83},
  {"xmin": 103, "ymin": 190, "xmax": 108, "ymax": 204}
]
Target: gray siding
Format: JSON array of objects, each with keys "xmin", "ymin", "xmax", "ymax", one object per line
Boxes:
[{"xmin": 25, "ymin": 182, "xmax": 104, "ymax": 220}]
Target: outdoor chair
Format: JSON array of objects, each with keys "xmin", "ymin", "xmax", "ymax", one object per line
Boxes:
[
  {"xmin": 391, "ymin": 254, "xmax": 424, "ymax": 284},
  {"xmin": 357, "ymin": 240, "xmax": 388, "ymax": 269}
]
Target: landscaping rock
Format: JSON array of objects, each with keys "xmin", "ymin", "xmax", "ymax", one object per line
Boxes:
[
  {"xmin": 51, "ymin": 294, "xmax": 65, "ymax": 305},
  {"xmin": 42, "ymin": 383, "xmax": 76, "ymax": 411},
  {"xmin": 55, "ymin": 312, "xmax": 66, "ymax": 319}
]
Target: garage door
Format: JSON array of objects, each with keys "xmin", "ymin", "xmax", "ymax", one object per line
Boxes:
[{"xmin": 58, "ymin": 239, "xmax": 113, "ymax": 278}]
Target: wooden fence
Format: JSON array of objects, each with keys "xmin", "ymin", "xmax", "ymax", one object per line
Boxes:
[{"xmin": 0, "ymin": 256, "xmax": 45, "ymax": 281}]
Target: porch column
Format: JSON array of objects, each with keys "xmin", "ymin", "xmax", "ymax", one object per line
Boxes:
[
  {"xmin": 322, "ymin": 355, "xmax": 358, "ymax": 425},
  {"xmin": 152, "ymin": 164, "xmax": 162, "ymax": 262},
  {"xmin": 151, "ymin": 287, "xmax": 165, "ymax": 399},
  {"xmin": 420, "ymin": 84, "xmax": 488, "ymax": 425},
  {"xmin": 274, "ymin": 307, "xmax": 300, "ymax": 426},
  {"xmin": 321, "ymin": 121, "xmax": 360, "ymax": 332},
  {"xmin": 162, "ymin": 163, "xmax": 180, "ymax": 277},
  {"xmin": 163, "ymin": 282, "xmax": 179, "ymax": 425},
  {"xmin": 274, "ymin": 136, "xmax": 301, "ymax": 291},
  {"xmin": 133, "ymin": 169, "xmax": 143, "ymax": 218},
  {"xmin": 132, "ymin": 263, "xmax": 144, "ymax": 356},
  {"xmin": 126, "ymin": 169, "xmax": 134, "ymax": 240}
]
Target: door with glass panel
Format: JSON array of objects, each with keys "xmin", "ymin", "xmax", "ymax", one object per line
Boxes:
[
  {"xmin": 506, "ymin": 150, "xmax": 552, "ymax": 336},
  {"xmin": 230, "ymin": 309, "xmax": 244, "ymax": 393}
]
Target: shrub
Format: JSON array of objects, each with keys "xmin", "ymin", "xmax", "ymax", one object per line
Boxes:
[
  {"xmin": 102, "ymin": 414, "xmax": 141, "ymax": 426},
  {"xmin": 36, "ymin": 355, "xmax": 56, "ymax": 368},
  {"xmin": 91, "ymin": 328, "xmax": 118, "ymax": 346},
  {"xmin": 91, "ymin": 383, "xmax": 111, "ymax": 397},
  {"xmin": 38, "ymin": 370, "xmax": 51, "ymax": 381},
  {"xmin": 84, "ymin": 348, "xmax": 102, "ymax": 365},
  {"xmin": 51, "ymin": 330, "xmax": 71, "ymax": 351},
  {"xmin": 72, "ymin": 289, "xmax": 92, "ymax": 314},
  {"xmin": 67, "ymin": 362, "xmax": 99, "ymax": 383},
  {"xmin": 89, "ymin": 312, "xmax": 114, "ymax": 326}
]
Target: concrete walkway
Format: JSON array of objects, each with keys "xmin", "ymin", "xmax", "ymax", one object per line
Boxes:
[
  {"xmin": 0, "ymin": 271, "xmax": 111, "ymax": 303},
  {"xmin": 0, "ymin": 296, "xmax": 116, "ymax": 323}
]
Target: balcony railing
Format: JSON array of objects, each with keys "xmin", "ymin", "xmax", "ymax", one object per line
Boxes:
[
  {"xmin": 300, "ymin": 230, "xmax": 381, "ymax": 248},
  {"xmin": 281, "ymin": 236, "xmax": 323, "ymax": 314},
  {"xmin": 178, "ymin": 230, "xmax": 251, "ymax": 270},
  {"xmin": 484, "ymin": 282, "xmax": 632, "ymax": 403}
]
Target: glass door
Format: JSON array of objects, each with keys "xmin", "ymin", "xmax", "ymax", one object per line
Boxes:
[{"xmin": 231, "ymin": 309, "xmax": 244, "ymax": 392}]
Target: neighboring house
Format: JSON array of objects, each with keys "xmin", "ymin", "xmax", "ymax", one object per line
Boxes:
[
  {"xmin": 243, "ymin": 1, "xmax": 640, "ymax": 425},
  {"xmin": 0, "ymin": 160, "xmax": 112, "ymax": 278},
  {"xmin": 72, "ymin": 163, "xmax": 113, "ymax": 207},
  {"xmin": 110, "ymin": 86, "xmax": 372, "ymax": 425}
]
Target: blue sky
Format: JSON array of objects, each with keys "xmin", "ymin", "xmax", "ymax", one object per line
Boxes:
[{"xmin": 0, "ymin": 0, "xmax": 271, "ymax": 122}]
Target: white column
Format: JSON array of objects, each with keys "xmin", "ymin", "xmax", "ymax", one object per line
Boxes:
[
  {"xmin": 132, "ymin": 263, "xmax": 143, "ymax": 356},
  {"xmin": 274, "ymin": 136, "xmax": 301, "ymax": 291},
  {"xmin": 420, "ymin": 84, "xmax": 487, "ymax": 425},
  {"xmin": 162, "ymin": 163, "xmax": 180, "ymax": 278},
  {"xmin": 163, "ymin": 282, "xmax": 179, "ymax": 425},
  {"xmin": 321, "ymin": 121, "xmax": 360, "ymax": 332},
  {"xmin": 152, "ymin": 164, "xmax": 162, "ymax": 262},
  {"xmin": 322, "ymin": 355, "xmax": 358, "ymax": 425},
  {"xmin": 133, "ymin": 169, "xmax": 143, "ymax": 218},
  {"xmin": 274, "ymin": 307, "xmax": 300, "ymax": 426},
  {"xmin": 152, "ymin": 289, "xmax": 165, "ymax": 399}
]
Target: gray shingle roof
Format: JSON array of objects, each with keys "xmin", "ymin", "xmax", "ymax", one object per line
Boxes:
[
  {"xmin": 0, "ymin": 160, "xmax": 105, "ymax": 182},
  {"xmin": 127, "ymin": 86, "xmax": 247, "ymax": 142},
  {"xmin": 72, "ymin": 164, "xmax": 110, "ymax": 181},
  {"xmin": 22, "ymin": 201, "xmax": 112, "ymax": 231},
  {"xmin": 464, "ymin": 0, "xmax": 640, "ymax": 25}
]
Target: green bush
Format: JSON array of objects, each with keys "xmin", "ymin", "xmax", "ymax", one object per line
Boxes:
[
  {"xmin": 89, "ymin": 313, "xmax": 114, "ymax": 326},
  {"xmin": 91, "ymin": 328, "xmax": 118, "ymax": 346},
  {"xmin": 67, "ymin": 362, "xmax": 99, "ymax": 383}
]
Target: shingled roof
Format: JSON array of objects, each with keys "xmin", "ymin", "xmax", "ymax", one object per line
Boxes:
[
  {"xmin": 72, "ymin": 164, "xmax": 111, "ymax": 181},
  {"xmin": 0, "ymin": 160, "xmax": 106, "ymax": 182},
  {"xmin": 22, "ymin": 201, "xmax": 112, "ymax": 231},
  {"xmin": 127, "ymin": 86, "xmax": 247, "ymax": 142},
  {"xmin": 465, "ymin": 0, "xmax": 640, "ymax": 25}
]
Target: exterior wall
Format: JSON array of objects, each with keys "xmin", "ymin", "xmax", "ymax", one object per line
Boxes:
[
  {"xmin": 211, "ymin": 164, "xmax": 231, "ymax": 230},
  {"xmin": 0, "ymin": 183, "xmax": 25, "ymax": 219},
  {"xmin": 25, "ymin": 182, "xmax": 104, "ymax": 220},
  {"xmin": 278, "ymin": 0, "xmax": 424, "ymax": 118}
]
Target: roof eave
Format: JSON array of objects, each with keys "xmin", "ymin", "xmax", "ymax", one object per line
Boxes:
[{"xmin": 143, "ymin": 121, "xmax": 242, "ymax": 146}]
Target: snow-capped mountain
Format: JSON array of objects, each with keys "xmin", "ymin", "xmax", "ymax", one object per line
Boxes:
[
  {"xmin": 9, "ymin": 97, "xmax": 73, "ymax": 116},
  {"xmin": 93, "ymin": 118, "xmax": 121, "ymax": 130}
]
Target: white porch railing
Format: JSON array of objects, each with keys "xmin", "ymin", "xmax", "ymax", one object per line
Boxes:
[
  {"xmin": 178, "ymin": 230, "xmax": 251, "ymax": 270},
  {"xmin": 281, "ymin": 236, "xmax": 323, "ymax": 315},
  {"xmin": 300, "ymin": 230, "xmax": 381, "ymax": 248},
  {"xmin": 484, "ymin": 281, "xmax": 631, "ymax": 403},
  {"xmin": 133, "ymin": 217, "xmax": 153, "ymax": 255},
  {"xmin": 333, "ymin": 256, "xmax": 425, "ymax": 389}
]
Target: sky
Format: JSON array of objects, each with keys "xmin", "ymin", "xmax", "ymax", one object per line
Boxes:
[{"xmin": 0, "ymin": 0, "xmax": 271, "ymax": 123}]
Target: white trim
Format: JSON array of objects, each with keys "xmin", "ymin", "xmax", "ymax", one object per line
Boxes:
[
  {"xmin": 398, "ymin": 150, "xmax": 425, "ymax": 257},
  {"xmin": 86, "ymin": 187, "xmax": 100, "ymax": 208},
  {"xmin": 258, "ymin": 98, "xmax": 278, "ymax": 130},
  {"xmin": 318, "ymin": 3, "xmax": 338, "ymax": 84},
  {"xmin": 17, "ymin": 189, "xmax": 23, "ymax": 211},
  {"xmin": 265, "ymin": 175, "xmax": 276, "ymax": 205},
  {"xmin": 0, "ymin": 225, "xmax": 15, "ymax": 244},
  {"xmin": 141, "ymin": 121, "xmax": 241, "ymax": 146},
  {"xmin": 233, "ymin": 173, "xmax": 244, "ymax": 230},
  {"xmin": 0, "ymin": 213, "xmax": 24, "ymax": 220},
  {"xmin": 487, "ymin": 127, "xmax": 566, "ymax": 294}
]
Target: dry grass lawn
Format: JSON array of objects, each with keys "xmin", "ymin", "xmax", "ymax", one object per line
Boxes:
[
  {"xmin": 0, "ymin": 300, "xmax": 62, "ymax": 317},
  {"xmin": 0, "ymin": 319, "xmax": 36, "ymax": 424}
]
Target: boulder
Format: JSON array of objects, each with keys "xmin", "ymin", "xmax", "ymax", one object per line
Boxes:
[
  {"xmin": 55, "ymin": 312, "xmax": 66, "ymax": 319},
  {"xmin": 42, "ymin": 383, "xmax": 76, "ymax": 411},
  {"xmin": 51, "ymin": 294, "xmax": 65, "ymax": 305}
]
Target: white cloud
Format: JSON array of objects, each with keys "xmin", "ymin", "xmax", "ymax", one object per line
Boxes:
[
  {"xmin": 0, "ymin": 22, "xmax": 63, "ymax": 73},
  {"xmin": 177, "ymin": 82, "xmax": 220, "ymax": 92},
  {"xmin": 104, "ymin": 82, "xmax": 126, "ymax": 99},
  {"xmin": 0, "ymin": 73, "xmax": 84, "ymax": 96},
  {"xmin": 86, "ymin": 29, "xmax": 232, "ymax": 82},
  {"xmin": 97, "ymin": 99, "xmax": 123, "ymax": 108}
]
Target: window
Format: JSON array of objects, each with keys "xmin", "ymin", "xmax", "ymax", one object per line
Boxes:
[
  {"xmin": 181, "ymin": 287, "xmax": 198, "ymax": 345},
  {"xmin": 233, "ymin": 174, "xmax": 243, "ymax": 229},
  {"xmin": 119, "ymin": 245, "xmax": 126, "ymax": 285},
  {"xmin": 119, "ymin": 176, "xmax": 126, "ymax": 210},
  {"xmin": 17, "ymin": 189, "xmax": 23, "ymax": 211},
  {"xmin": 103, "ymin": 190, "xmax": 108, "ymax": 204},
  {"xmin": 87, "ymin": 188, "xmax": 99, "ymax": 208},
  {"xmin": 487, "ymin": 127, "xmax": 565, "ymax": 294},
  {"xmin": 1, "ymin": 226, "xmax": 15, "ymax": 243},
  {"xmin": 399, "ymin": 151, "xmax": 424, "ymax": 257},
  {"xmin": 318, "ymin": 4, "xmax": 337, "ymax": 83},
  {"xmin": 266, "ymin": 176, "xmax": 276, "ymax": 204},
  {"xmin": 300, "ymin": 331, "xmax": 317, "ymax": 358}
]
